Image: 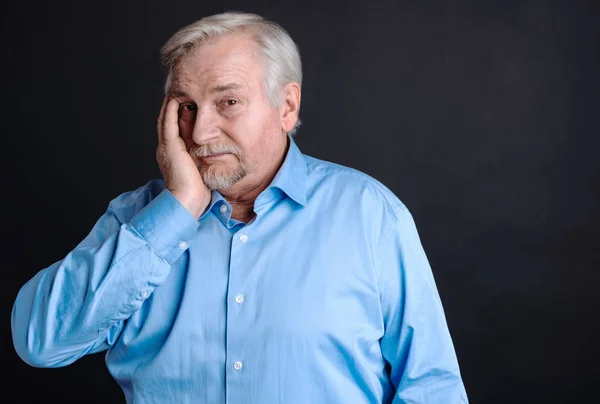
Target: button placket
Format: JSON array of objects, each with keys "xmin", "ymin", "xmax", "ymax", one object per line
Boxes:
[{"xmin": 226, "ymin": 227, "xmax": 253, "ymax": 391}]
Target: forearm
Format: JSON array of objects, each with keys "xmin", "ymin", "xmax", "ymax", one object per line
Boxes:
[
  {"xmin": 11, "ymin": 223, "xmax": 169, "ymax": 367},
  {"xmin": 11, "ymin": 189, "xmax": 199, "ymax": 368}
]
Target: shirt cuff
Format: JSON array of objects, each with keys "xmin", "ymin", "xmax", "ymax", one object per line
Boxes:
[{"xmin": 128, "ymin": 188, "xmax": 199, "ymax": 264}]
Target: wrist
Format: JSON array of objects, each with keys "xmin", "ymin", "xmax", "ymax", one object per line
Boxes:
[{"xmin": 171, "ymin": 191, "xmax": 209, "ymax": 219}]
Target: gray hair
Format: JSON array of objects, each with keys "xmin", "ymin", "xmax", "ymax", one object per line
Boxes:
[{"xmin": 160, "ymin": 12, "xmax": 302, "ymax": 137}]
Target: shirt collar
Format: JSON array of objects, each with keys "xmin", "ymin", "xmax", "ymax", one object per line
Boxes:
[
  {"xmin": 200, "ymin": 134, "xmax": 307, "ymax": 220},
  {"xmin": 263, "ymin": 134, "xmax": 308, "ymax": 207}
]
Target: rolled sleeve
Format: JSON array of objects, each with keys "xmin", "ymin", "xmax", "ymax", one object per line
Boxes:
[{"xmin": 129, "ymin": 189, "xmax": 199, "ymax": 265}]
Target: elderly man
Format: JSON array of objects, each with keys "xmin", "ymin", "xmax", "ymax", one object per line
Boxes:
[{"xmin": 11, "ymin": 11, "xmax": 468, "ymax": 404}]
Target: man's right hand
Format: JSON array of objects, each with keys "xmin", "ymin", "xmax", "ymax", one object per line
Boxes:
[{"xmin": 156, "ymin": 95, "xmax": 211, "ymax": 219}]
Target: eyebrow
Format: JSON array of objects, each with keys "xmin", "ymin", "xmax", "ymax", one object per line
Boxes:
[
  {"xmin": 168, "ymin": 90, "xmax": 191, "ymax": 98},
  {"xmin": 210, "ymin": 83, "xmax": 244, "ymax": 93},
  {"xmin": 168, "ymin": 83, "xmax": 244, "ymax": 99}
]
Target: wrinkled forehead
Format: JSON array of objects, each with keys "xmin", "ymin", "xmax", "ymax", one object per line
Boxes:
[{"xmin": 170, "ymin": 33, "xmax": 266, "ymax": 94}]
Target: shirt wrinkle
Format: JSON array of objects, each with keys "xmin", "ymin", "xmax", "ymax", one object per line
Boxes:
[{"xmin": 12, "ymin": 133, "xmax": 468, "ymax": 403}]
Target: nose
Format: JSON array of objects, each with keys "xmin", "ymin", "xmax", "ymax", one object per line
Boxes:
[{"xmin": 191, "ymin": 106, "xmax": 220, "ymax": 145}]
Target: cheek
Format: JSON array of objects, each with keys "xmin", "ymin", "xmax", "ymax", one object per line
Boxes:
[
  {"xmin": 178, "ymin": 117, "xmax": 194, "ymax": 139},
  {"xmin": 249, "ymin": 112, "xmax": 282, "ymax": 161},
  {"xmin": 227, "ymin": 105, "xmax": 280, "ymax": 157}
]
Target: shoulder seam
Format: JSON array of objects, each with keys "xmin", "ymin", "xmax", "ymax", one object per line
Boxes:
[{"xmin": 306, "ymin": 158, "xmax": 406, "ymax": 213}]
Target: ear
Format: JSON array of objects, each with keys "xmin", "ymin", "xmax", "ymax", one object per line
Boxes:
[{"xmin": 280, "ymin": 81, "xmax": 301, "ymax": 133}]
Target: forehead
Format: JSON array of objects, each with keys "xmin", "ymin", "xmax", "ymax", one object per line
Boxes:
[{"xmin": 171, "ymin": 33, "xmax": 264, "ymax": 93}]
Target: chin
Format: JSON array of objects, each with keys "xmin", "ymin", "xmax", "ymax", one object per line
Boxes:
[{"xmin": 201, "ymin": 169, "xmax": 247, "ymax": 190}]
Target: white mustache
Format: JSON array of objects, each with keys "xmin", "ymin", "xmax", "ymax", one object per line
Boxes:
[{"xmin": 189, "ymin": 143, "xmax": 241, "ymax": 158}]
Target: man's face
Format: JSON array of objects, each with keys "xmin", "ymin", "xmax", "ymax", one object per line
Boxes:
[{"xmin": 168, "ymin": 32, "xmax": 286, "ymax": 191}]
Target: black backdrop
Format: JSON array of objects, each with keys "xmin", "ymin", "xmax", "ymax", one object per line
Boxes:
[{"xmin": 2, "ymin": 0, "xmax": 599, "ymax": 402}]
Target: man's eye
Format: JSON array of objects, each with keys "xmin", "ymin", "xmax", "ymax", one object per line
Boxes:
[
  {"xmin": 225, "ymin": 99, "xmax": 238, "ymax": 106},
  {"xmin": 179, "ymin": 104, "xmax": 197, "ymax": 112}
]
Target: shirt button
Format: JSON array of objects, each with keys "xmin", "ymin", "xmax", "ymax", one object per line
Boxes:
[
  {"xmin": 239, "ymin": 234, "xmax": 248, "ymax": 243},
  {"xmin": 179, "ymin": 241, "xmax": 188, "ymax": 250},
  {"xmin": 233, "ymin": 361, "xmax": 243, "ymax": 371},
  {"xmin": 141, "ymin": 291, "xmax": 149, "ymax": 299},
  {"xmin": 220, "ymin": 204, "xmax": 228, "ymax": 213},
  {"xmin": 235, "ymin": 294, "xmax": 244, "ymax": 304}
]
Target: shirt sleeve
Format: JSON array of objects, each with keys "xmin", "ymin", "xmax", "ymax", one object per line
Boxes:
[
  {"xmin": 377, "ymin": 203, "xmax": 469, "ymax": 403},
  {"xmin": 11, "ymin": 188, "xmax": 199, "ymax": 368}
]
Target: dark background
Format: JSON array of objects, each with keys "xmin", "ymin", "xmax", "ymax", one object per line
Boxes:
[{"xmin": 2, "ymin": 0, "xmax": 599, "ymax": 402}]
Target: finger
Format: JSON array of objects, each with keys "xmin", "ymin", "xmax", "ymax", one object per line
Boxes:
[
  {"xmin": 157, "ymin": 95, "xmax": 169, "ymax": 127},
  {"xmin": 157, "ymin": 95, "xmax": 169, "ymax": 142},
  {"xmin": 161, "ymin": 97, "xmax": 181, "ymax": 145}
]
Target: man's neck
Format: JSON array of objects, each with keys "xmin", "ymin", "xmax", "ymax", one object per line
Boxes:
[{"xmin": 221, "ymin": 136, "xmax": 290, "ymax": 223}]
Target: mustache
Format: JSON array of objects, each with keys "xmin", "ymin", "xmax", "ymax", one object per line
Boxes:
[{"xmin": 188, "ymin": 143, "xmax": 241, "ymax": 158}]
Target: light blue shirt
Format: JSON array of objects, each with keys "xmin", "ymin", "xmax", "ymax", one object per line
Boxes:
[{"xmin": 12, "ymin": 135, "xmax": 468, "ymax": 403}]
